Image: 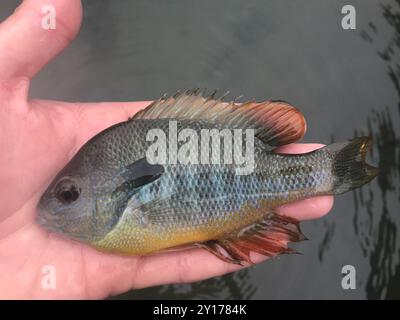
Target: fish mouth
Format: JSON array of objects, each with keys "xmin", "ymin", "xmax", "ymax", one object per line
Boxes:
[
  {"xmin": 36, "ymin": 202, "xmax": 59, "ymax": 226},
  {"xmin": 35, "ymin": 208, "xmax": 66, "ymax": 236},
  {"xmin": 36, "ymin": 215, "xmax": 47, "ymax": 226},
  {"xmin": 35, "ymin": 203, "xmax": 93, "ymax": 242}
]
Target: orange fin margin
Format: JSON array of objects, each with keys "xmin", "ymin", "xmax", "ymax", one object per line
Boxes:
[
  {"xmin": 132, "ymin": 90, "xmax": 306, "ymax": 147},
  {"xmin": 197, "ymin": 213, "xmax": 306, "ymax": 265}
]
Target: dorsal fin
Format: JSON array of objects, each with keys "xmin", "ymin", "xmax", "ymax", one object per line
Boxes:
[
  {"xmin": 132, "ymin": 90, "xmax": 307, "ymax": 147},
  {"xmin": 196, "ymin": 212, "xmax": 306, "ymax": 265}
]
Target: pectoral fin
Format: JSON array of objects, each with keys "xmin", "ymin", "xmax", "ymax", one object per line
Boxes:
[
  {"xmin": 116, "ymin": 157, "xmax": 164, "ymax": 190},
  {"xmin": 127, "ymin": 157, "xmax": 164, "ymax": 187},
  {"xmin": 111, "ymin": 158, "xmax": 165, "ymax": 215}
]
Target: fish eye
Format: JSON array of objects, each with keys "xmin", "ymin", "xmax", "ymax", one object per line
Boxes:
[{"xmin": 55, "ymin": 178, "xmax": 81, "ymax": 204}]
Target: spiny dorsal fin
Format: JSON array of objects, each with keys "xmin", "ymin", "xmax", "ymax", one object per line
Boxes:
[
  {"xmin": 196, "ymin": 212, "xmax": 306, "ymax": 265},
  {"xmin": 132, "ymin": 90, "xmax": 307, "ymax": 147}
]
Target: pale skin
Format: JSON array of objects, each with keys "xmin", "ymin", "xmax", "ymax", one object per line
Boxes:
[{"xmin": 0, "ymin": 0, "xmax": 334, "ymax": 299}]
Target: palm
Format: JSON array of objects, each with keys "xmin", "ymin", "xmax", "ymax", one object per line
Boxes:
[
  {"xmin": 0, "ymin": 97, "xmax": 150, "ymax": 299},
  {"xmin": 0, "ymin": 0, "xmax": 333, "ymax": 299}
]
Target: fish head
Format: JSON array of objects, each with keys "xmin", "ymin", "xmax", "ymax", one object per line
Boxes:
[{"xmin": 36, "ymin": 154, "xmax": 98, "ymax": 242}]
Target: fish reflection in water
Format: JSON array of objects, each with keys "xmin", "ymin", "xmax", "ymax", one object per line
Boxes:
[{"xmin": 353, "ymin": 109, "xmax": 400, "ymax": 300}]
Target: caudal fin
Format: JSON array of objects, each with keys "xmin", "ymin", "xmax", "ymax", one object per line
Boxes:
[{"xmin": 325, "ymin": 137, "xmax": 378, "ymax": 195}]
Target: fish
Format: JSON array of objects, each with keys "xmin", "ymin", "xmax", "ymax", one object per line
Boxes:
[{"xmin": 36, "ymin": 90, "xmax": 379, "ymax": 265}]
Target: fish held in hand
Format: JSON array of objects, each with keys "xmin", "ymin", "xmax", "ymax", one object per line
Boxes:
[{"xmin": 37, "ymin": 91, "xmax": 378, "ymax": 265}]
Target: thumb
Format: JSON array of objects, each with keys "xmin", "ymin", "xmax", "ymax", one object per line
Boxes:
[{"xmin": 0, "ymin": 0, "xmax": 82, "ymax": 82}]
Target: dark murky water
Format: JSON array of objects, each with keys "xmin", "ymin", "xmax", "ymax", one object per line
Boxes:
[{"xmin": 1, "ymin": 0, "xmax": 399, "ymax": 299}]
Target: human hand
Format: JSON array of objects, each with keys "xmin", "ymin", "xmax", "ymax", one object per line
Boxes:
[{"xmin": 0, "ymin": 0, "xmax": 333, "ymax": 299}]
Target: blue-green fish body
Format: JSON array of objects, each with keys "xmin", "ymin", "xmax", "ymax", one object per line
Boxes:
[{"xmin": 37, "ymin": 91, "xmax": 378, "ymax": 264}]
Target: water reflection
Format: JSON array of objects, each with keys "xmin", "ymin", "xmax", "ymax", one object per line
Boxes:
[
  {"xmin": 354, "ymin": 0, "xmax": 400, "ymax": 299},
  {"xmin": 379, "ymin": 2, "xmax": 400, "ymax": 106},
  {"xmin": 318, "ymin": 220, "xmax": 335, "ymax": 263},
  {"xmin": 353, "ymin": 108, "xmax": 400, "ymax": 299}
]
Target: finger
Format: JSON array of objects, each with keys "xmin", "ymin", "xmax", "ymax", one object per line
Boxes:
[
  {"xmin": 31, "ymin": 100, "xmax": 151, "ymax": 151},
  {"xmin": 277, "ymin": 196, "xmax": 334, "ymax": 220},
  {"xmin": 0, "ymin": 0, "xmax": 82, "ymax": 81},
  {"xmin": 131, "ymin": 248, "xmax": 243, "ymax": 290},
  {"xmin": 70, "ymin": 101, "xmax": 151, "ymax": 146},
  {"xmin": 84, "ymin": 247, "xmax": 244, "ymax": 296}
]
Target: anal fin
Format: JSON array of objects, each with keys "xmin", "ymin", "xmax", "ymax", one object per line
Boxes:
[{"xmin": 197, "ymin": 213, "xmax": 306, "ymax": 265}]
